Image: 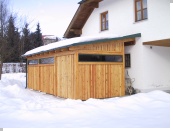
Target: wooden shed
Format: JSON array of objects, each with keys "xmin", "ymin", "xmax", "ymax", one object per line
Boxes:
[{"xmin": 24, "ymin": 33, "xmax": 141, "ymax": 100}]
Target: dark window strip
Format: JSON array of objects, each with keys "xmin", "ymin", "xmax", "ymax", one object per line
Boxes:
[
  {"xmin": 79, "ymin": 54, "xmax": 123, "ymax": 62},
  {"xmin": 39, "ymin": 57, "xmax": 54, "ymax": 64},
  {"xmin": 28, "ymin": 60, "xmax": 38, "ymax": 65}
]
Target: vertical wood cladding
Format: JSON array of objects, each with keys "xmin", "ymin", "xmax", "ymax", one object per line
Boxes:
[{"xmin": 27, "ymin": 39, "xmax": 125, "ymax": 100}]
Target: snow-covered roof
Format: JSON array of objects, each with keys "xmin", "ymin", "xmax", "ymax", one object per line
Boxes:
[
  {"xmin": 43, "ymin": 35, "xmax": 57, "ymax": 39},
  {"xmin": 23, "ymin": 33, "xmax": 141, "ymax": 57}
]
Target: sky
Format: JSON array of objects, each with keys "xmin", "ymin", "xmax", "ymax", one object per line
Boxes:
[{"xmin": 9, "ymin": 0, "xmax": 80, "ymax": 38}]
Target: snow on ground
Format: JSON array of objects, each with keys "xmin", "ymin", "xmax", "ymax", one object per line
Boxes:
[{"xmin": 0, "ymin": 73, "xmax": 170, "ymax": 128}]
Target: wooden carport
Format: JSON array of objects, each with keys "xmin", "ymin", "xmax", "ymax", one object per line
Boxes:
[{"xmin": 24, "ymin": 33, "xmax": 141, "ymax": 100}]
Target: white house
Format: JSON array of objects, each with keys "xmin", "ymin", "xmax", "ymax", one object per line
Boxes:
[
  {"xmin": 42, "ymin": 35, "xmax": 59, "ymax": 45},
  {"xmin": 64, "ymin": 0, "xmax": 170, "ymax": 93}
]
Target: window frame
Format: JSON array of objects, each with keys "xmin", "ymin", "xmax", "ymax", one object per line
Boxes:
[
  {"xmin": 134, "ymin": 0, "xmax": 148, "ymax": 22},
  {"xmin": 78, "ymin": 54, "xmax": 123, "ymax": 63},
  {"xmin": 39, "ymin": 57, "xmax": 54, "ymax": 64},
  {"xmin": 100, "ymin": 11, "xmax": 109, "ymax": 31},
  {"xmin": 28, "ymin": 59, "xmax": 39, "ymax": 65},
  {"xmin": 125, "ymin": 54, "xmax": 131, "ymax": 68}
]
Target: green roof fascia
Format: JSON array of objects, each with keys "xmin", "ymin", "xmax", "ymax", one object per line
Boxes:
[
  {"xmin": 71, "ymin": 33, "xmax": 141, "ymax": 47},
  {"xmin": 48, "ymin": 33, "xmax": 141, "ymax": 53},
  {"xmin": 24, "ymin": 33, "xmax": 141, "ymax": 57},
  {"xmin": 78, "ymin": 0, "xmax": 87, "ymax": 4}
]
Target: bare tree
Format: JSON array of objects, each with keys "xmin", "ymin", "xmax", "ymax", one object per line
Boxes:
[
  {"xmin": 0, "ymin": 0, "xmax": 8, "ymax": 36},
  {"xmin": 0, "ymin": 55, "xmax": 2, "ymax": 80},
  {"xmin": 0, "ymin": 0, "xmax": 9, "ymax": 80}
]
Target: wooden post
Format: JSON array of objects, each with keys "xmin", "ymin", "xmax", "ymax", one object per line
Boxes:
[{"xmin": 25, "ymin": 59, "xmax": 27, "ymax": 89}]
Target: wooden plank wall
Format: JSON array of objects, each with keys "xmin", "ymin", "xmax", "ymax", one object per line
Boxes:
[
  {"xmin": 28, "ymin": 66, "xmax": 39, "ymax": 91},
  {"xmin": 56, "ymin": 54, "xmax": 75, "ymax": 99},
  {"xmin": 78, "ymin": 64, "xmax": 123, "ymax": 100},
  {"xmin": 39, "ymin": 65, "xmax": 54, "ymax": 95},
  {"xmin": 75, "ymin": 40, "xmax": 125, "ymax": 100},
  {"xmin": 69, "ymin": 40, "xmax": 123, "ymax": 52},
  {"xmin": 28, "ymin": 65, "xmax": 54, "ymax": 95}
]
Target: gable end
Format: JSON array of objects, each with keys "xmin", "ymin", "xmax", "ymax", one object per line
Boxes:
[{"xmin": 64, "ymin": 0, "xmax": 103, "ymax": 38}]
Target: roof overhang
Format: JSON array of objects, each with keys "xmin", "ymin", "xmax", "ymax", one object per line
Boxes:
[
  {"xmin": 143, "ymin": 38, "xmax": 170, "ymax": 47},
  {"xmin": 23, "ymin": 33, "xmax": 141, "ymax": 58},
  {"xmin": 64, "ymin": 0, "xmax": 103, "ymax": 38},
  {"xmin": 73, "ymin": 33, "xmax": 141, "ymax": 46}
]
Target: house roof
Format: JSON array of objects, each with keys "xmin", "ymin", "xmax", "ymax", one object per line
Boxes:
[
  {"xmin": 64, "ymin": 0, "xmax": 103, "ymax": 38},
  {"xmin": 143, "ymin": 39, "xmax": 170, "ymax": 47},
  {"xmin": 22, "ymin": 33, "xmax": 141, "ymax": 57},
  {"xmin": 43, "ymin": 35, "xmax": 57, "ymax": 40}
]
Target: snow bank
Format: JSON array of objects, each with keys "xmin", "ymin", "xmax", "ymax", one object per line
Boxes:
[
  {"xmin": 0, "ymin": 73, "xmax": 170, "ymax": 128},
  {"xmin": 23, "ymin": 34, "xmax": 119, "ymax": 56},
  {"xmin": 0, "ymin": 73, "xmax": 26, "ymax": 88}
]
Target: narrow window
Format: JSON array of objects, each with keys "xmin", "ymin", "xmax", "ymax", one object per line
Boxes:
[
  {"xmin": 28, "ymin": 59, "xmax": 38, "ymax": 65},
  {"xmin": 101, "ymin": 11, "xmax": 108, "ymax": 31},
  {"xmin": 125, "ymin": 54, "xmax": 131, "ymax": 68},
  {"xmin": 39, "ymin": 57, "xmax": 54, "ymax": 64},
  {"xmin": 135, "ymin": 0, "xmax": 148, "ymax": 21},
  {"xmin": 79, "ymin": 54, "xmax": 123, "ymax": 62}
]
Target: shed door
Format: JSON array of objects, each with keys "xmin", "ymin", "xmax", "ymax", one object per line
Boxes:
[
  {"xmin": 55, "ymin": 54, "xmax": 75, "ymax": 99},
  {"xmin": 78, "ymin": 64, "xmax": 124, "ymax": 100}
]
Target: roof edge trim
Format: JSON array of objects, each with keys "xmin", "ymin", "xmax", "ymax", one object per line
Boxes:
[{"xmin": 23, "ymin": 33, "xmax": 141, "ymax": 58}]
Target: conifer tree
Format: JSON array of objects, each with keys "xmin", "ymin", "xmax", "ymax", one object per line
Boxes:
[
  {"xmin": 21, "ymin": 23, "xmax": 31, "ymax": 54},
  {"xmin": 5, "ymin": 15, "xmax": 20, "ymax": 62},
  {"xmin": 34, "ymin": 23, "xmax": 43, "ymax": 48}
]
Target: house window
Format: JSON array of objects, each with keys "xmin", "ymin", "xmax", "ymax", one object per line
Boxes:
[
  {"xmin": 79, "ymin": 54, "xmax": 123, "ymax": 62},
  {"xmin": 135, "ymin": 0, "xmax": 148, "ymax": 21},
  {"xmin": 125, "ymin": 54, "xmax": 131, "ymax": 68},
  {"xmin": 39, "ymin": 57, "xmax": 54, "ymax": 64},
  {"xmin": 101, "ymin": 11, "xmax": 108, "ymax": 31}
]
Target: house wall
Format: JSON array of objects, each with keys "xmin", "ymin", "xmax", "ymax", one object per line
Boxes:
[
  {"xmin": 140, "ymin": 46, "xmax": 170, "ymax": 92},
  {"xmin": 81, "ymin": 0, "xmax": 170, "ymax": 92},
  {"xmin": 43, "ymin": 39, "xmax": 57, "ymax": 45}
]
